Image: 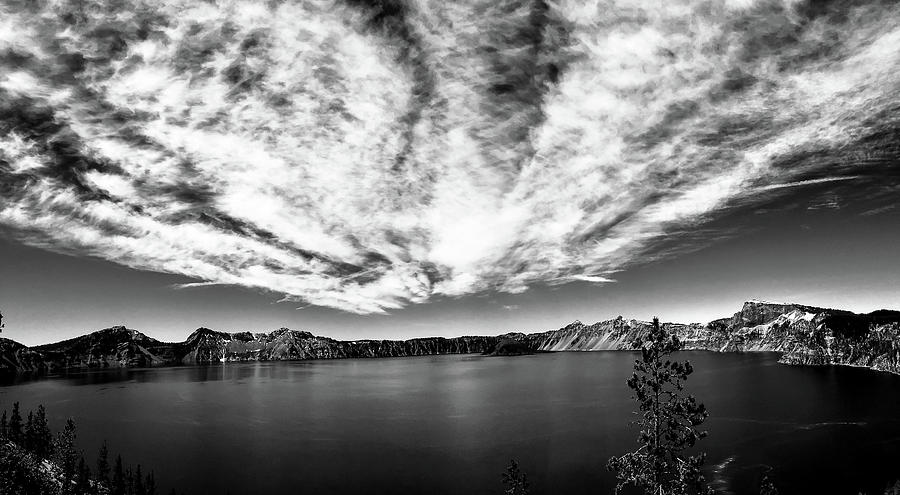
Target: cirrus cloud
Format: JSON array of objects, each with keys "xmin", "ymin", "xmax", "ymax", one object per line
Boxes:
[{"xmin": 1, "ymin": 0, "xmax": 899, "ymax": 313}]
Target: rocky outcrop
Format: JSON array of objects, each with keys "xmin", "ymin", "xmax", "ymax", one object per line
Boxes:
[
  {"xmin": 0, "ymin": 338, "xmax": 47, "ymax": 373},
  {"xmin": 2, "ymin": 301, "xmax": 898, "ymax": 374},
  {"xmin": 521, "ymin": 317, "xmax": 705, "ymax": 352},
  {"xmin": 526, "ymin": 301, "xmax": 900, "ymax": 374}
]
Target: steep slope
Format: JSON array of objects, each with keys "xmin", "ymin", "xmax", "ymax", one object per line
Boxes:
[
  {"xmin": 527, "ymin": 301, "xmax": 900, "ymax": 374},
  {"xmin": 32, "ymin": 326, "xmax": 171, "ymax": 369},
  {"xmin": 0, "ymin": 338, "xmax": 46, "ymax": 373},
  {"xmin": 522, "ymin": 318, "xmax": 704, "ymax": 351}
]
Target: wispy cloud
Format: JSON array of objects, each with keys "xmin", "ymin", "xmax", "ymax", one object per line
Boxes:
[
  {"xmin": 753, "ymin": 176, "xmax": 861, "ymax": 192},
  {"xmin": 567, "ymin": 275, "xmax": 617, "ymax": 284},
  {"xmin": 860, "ymin": 205, "xmax": 896, "ymax": 216},
  {"xmin": 1, "ymin": 0, "xmax": 899, "ymax": 313}
]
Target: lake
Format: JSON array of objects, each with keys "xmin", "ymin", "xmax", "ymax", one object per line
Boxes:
[{"xmin": 2, "ymin": 352, "xmax": 900, "ymax": 495}]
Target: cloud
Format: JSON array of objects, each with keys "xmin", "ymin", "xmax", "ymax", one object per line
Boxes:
[
  {"xmin": 1, "ymin": 0, "xmax": 900, "ymax": 314},
  {"xmin": 752, "ymin": 176, "xmax": 860, "ymax": 192},
  {"xmin": 860, "ymin": 204, "xmax": 896, "ymax": 216},
  {"xmin": 567, "ymin": 275, "xmax": 617, "ymax": 284}
]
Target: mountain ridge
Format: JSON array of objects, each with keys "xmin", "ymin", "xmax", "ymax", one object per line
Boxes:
[{"xmin": 2, "ymin": 301, "xmax": 899, "ymax": 374}]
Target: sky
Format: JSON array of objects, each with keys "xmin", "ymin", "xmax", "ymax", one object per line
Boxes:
[{"xmin": 1, "ymin": 0, "xmax": 899, "ymax": 346}]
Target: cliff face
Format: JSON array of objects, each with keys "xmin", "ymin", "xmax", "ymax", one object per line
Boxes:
[
  {"xmin": 2, "ymin": 301, "xmax": 898, "ymax": 374},
  {"xmin": 0, "ymin": 338, "xmax": 46, "ymax": 373},
  {"xmin": 522, "ymin": 318, "xmax": 705, "ymax": 352},
  {"xmin": 527, "ymin": 301, "xmax": 900, "ymax": 374},
  {"xmin": 0, "ymin": 327, "xmax": 500, "ymax": 372}
]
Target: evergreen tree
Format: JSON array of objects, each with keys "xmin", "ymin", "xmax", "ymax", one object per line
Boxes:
[
  {"xmin": 8, "ymin": 402, "xmax": 22, "ymax": 445},
  {"xmin": 96, "ymin": 441, "xmax": 111, "ymax": 486},
  {"xmin": 32, "ymin": 405, "xmax": 53, "ymax": 459},
  {"xmin": 112, "ymin": 455, "xmax": 126, "ymax": 495},
  {"xmin": 759, "ymin": 469, "xmax": 778, "ymax": 495},
  {"xmin": 607, "ymin": 317, "xmax": 712, "ymax": 495},
  {"xmin": 75, "ymin": 455, "xmax": 93, "ymax": 494},
  {"xmin": 135, "ymin": 464, "xmax": 146, "ymax": 495},
  {"xmin": 126, "ymin": 466, "xmax": 134, "ymax": 495},
  {"xmin": 501, "ymin": 459, "xmax": 530, "ymax": 495},
  {"xmin": 145, "ymin": 470, "xmax": 156, "ymax": 495},
  {"xmin": 760, "ymin": 477, "xmax": 778, "ymax": 495},
  {"xmin": 24, "ymin": 411, "xmax": 35, "ymax": 450},
  {"xmin": 53, "ymin": 418, "xmax": 79, "ymax": 489},
  {"xmin": 1, "ymin": 410, "xmax": 7, "ymax": 440}
]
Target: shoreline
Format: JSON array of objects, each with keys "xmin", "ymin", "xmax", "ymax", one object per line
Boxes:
[{"xmin": 4, "ymin": 348, "xmax": 899, "ymax": 382}]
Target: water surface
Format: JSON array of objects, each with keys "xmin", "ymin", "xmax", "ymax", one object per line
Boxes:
[{"xmin": 2, "ymin": 352, "xmax": 899, "ymax": 495}]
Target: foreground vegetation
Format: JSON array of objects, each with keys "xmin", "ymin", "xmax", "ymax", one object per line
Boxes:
[{"xmin": 0, "ymin": 402, "xmax": 172, "ymax": 495}]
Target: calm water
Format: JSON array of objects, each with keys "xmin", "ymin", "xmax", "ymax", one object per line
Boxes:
[{"xmin": 2, "ymin": 352, "xmax": 900, "ymax": 495}]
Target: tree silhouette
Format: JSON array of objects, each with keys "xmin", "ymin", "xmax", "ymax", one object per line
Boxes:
[
  {"xmin": 53, "ymin": 418, "xmax": 79, "ymax": 489},
  {"xmin": 75, "ymin": 455, "xmax": 92, "ymax": 494},
  {"xmin": 8, "ymin": 402, "xmax": 22, "ymax": 445},
  {"xmin": 146, "ymin": 470, "xmax": 156, "ymax": 495},
  {"xmin": 97, "ymin": 440, "xmax": 111, "ymax": 486},
  {"xmin": 32, "ymin": 406, "xmax": 53, "ymax": 459},
  {"xmin": 135, "ymin": 464, "xmax": 146, "ymax": 495},
  {"xmin": 113, "ymin": 455, "xmax": 126, "ymax": 495},
  {"xmin": 607, "ymin": 317, "xmax": 712, "ymax": 495},
  {"xmin": 24, "ymin": 411, "xmax": 34, "ymax": 450},
  {"xmin": 759, "ymin": 470, "xmax": 779, "ymax": 495},
  {"xmin": 502, "ymin": 459, "xmax": 530, "ymax": 495}
]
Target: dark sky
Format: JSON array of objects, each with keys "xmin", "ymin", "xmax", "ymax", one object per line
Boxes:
[{"xmin": 1, "ymin": 0, "xmax": 900, "ymax": 345}]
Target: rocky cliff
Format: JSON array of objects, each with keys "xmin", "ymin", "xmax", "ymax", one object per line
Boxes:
[
  {"xmin": 2, "ymin": 301, "xmax": 898, "ymax": 374},
  {"xmin": 0, "ymin": 327, "xmax": 500, "ymax": 372},
  {"xmin": 525, "ymin": 301, "xmax": 900, "ymax": 374}
]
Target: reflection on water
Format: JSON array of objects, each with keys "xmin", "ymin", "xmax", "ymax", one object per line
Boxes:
[{"xmin": 1, "ymin": 352, "xmax": 900, "ymax": 495}]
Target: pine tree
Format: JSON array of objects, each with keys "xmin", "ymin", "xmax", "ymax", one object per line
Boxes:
[
  {"xmin": 24, "ymin": 410, "xmax": 35, "ymax": 450},
  {"xmin": 53, "ymin": 418, "xmax": 79, "ymax": 489},
  {"xmin": 759, "ymin": 472, "xmax": 779, "ymax": 495},
  {"xmin": 32, "ymin": 405, "xmax": 53, "ymax": 459},
  {"xmin": 607, "ymin": 317, "xmax": 712, "ymax": 495},
  {"xmin": 126, "ymin": 467, "xmax": 134, "ymax": 495},
  {"xmin": 112, "ymin": 455, "xmax": 126, "ymax": 495},
  {"xmin": 145, "ymin": 470, "xmax": 156, "ymax": 495},
  {"xmin": 96, "ymin": 441, "xmax": 111, "ymax": 487},
  {"xmin": 501, "ymin": 459, "xmax": 530, "ymax": 495},
  {"xmin": 8, "ymin": 402, "xmax": 22, "ymax": 445},
  {"xmin": 75, "ymin": 455, "xmax": 93, "ymax": 494},
  {"xmin": 134, "ymin": 465, "xmax": 146, "ymax": 495}
]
